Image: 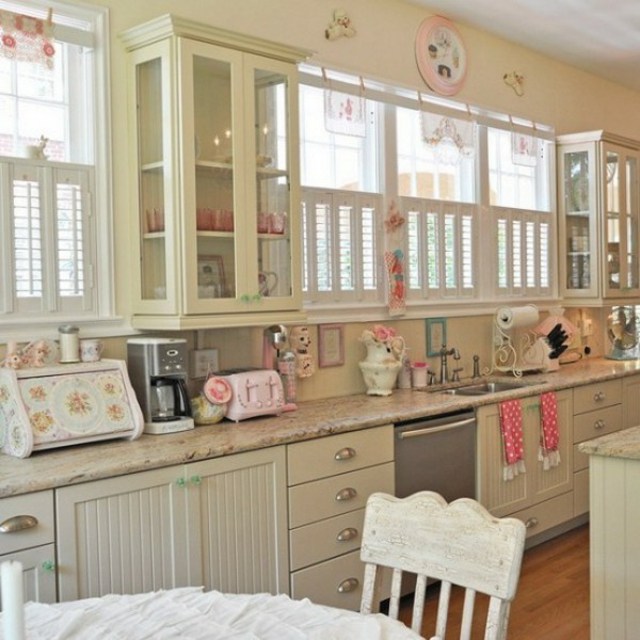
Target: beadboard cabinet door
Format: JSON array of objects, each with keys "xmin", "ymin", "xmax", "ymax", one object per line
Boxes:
[
  {"xmin": 56, "ymin": 447, "xmax": 288, "ymax": 601},
  {"xmin": 477, "ymin": 390, "xmax": 573, "ymax": 524}
]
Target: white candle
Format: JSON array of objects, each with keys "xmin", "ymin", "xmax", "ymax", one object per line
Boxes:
[{"xmin": 1, "ymin": 561, "xmax": 25, "ymax": 640}]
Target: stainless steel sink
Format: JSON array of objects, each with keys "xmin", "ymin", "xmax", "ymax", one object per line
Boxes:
[{"xmin": 443, "ymin": 381, "xmax": 534, "ymax": 396}]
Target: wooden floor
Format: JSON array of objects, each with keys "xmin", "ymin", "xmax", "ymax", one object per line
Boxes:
[{"xmin": 398, "ymin": 523, "xmax": 590, "ymax": 639}]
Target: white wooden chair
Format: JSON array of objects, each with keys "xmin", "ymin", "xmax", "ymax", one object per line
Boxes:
[{"xmin": 359, "ymin": 491, "xmax": 526, "ymax": 640}]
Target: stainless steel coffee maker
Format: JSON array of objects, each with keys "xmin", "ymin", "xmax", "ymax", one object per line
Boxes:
[{"xmin": 127, "ymin": 337, "xmax": 194, "ymax": 434}]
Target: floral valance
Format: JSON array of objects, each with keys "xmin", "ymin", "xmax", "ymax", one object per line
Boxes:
[{"xmin": 0, "ymin": 8, "xmax": 55, "ymax": 69}]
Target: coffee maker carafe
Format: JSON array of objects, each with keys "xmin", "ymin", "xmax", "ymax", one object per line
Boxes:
[{"xmin": 127, "ymin": 337, "xmax": 194, "ymax": 434}]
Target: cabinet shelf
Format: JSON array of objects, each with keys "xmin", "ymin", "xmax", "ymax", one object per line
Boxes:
[{"xmin": 141, "ymin": 161, "xmax": 164, "ymax": 172}]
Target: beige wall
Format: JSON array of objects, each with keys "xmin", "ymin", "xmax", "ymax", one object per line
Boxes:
[{"xmin": 9, "ymin": 0, "xmax": 629, "ymax": 399}]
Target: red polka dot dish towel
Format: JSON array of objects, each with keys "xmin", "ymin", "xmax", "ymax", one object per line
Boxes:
[
  {"xmin": 539, "ymin": 391, "xmax": 561, "ymax": 470},
  {"xmin": 499, "ymin": 399, "xmax": 526, "ymax": 481}
]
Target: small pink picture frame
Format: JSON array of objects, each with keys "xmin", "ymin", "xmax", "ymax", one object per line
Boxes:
[
  {"xmin": 318, "ymin": 324, "xmax": 345, "ymax": 368},
  {"xmin": 415, "ymin": 16, "xmax": 467, "ymax": 96}
]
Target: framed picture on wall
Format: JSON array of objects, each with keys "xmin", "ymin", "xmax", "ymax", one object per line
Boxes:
[
  {"xmin": 318, "ymin": 324, "xmax": 345, "ymax": 367},
  {"xmin": 197, "ymin": 255, "xmax": 226, "ymax": 298},
  {"xmin": 426, "ymin": 318, "xmax": 447, "ymax": 357}
]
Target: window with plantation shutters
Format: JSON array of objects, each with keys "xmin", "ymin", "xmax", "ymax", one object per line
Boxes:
[
  {"xmin": 299, "ymin": 65, "xmax": 556, "ymax": 315},
  {"xmin": 0, "ymin": 0, "xmax": 111, "ymax": 332}
]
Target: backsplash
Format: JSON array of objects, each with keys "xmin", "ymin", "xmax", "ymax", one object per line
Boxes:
[{"xmin": 0, "ymin": 308, "xmax": 606, "ymax": 403}]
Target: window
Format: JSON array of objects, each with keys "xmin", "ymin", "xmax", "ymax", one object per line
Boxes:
[
  {"xmin": 299, "ymin": 65, "xmax": 555, "ymax": 316},
  {"xmin": 0, "ymin": 0, "xmax": 111, "ymax": 333},
  {"xmin": 299, "ymin": 83, "xmax": 380, "ymax": 192}
]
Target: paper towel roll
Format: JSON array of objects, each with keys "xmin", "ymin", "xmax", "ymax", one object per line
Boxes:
[{"xmin": 496, "ymin": 305, "xmax": 539, "ymax": 330}]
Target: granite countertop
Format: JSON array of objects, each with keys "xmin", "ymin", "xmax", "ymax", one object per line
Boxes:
[
  {"xmin": 2, "ymin": 357, "xmax": 640, "ymax": 498},
  {"xmin": 578, "ymin": 425, "xmax": 640, "ymax": 460}
]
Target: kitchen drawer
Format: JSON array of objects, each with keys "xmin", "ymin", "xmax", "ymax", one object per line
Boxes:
[
  {"xmin": 289, "ymin": 462, "xmax": 394, "ymax": 529},
  {"xmin": 287, "ymin": 425, "xmax": 393, "ymax": 486},
  {"xmin": 510, "ymin": 491, "xmax": 574, "ymax": 539},
  {"xmin": 574, "ymin": 468, "xmax": 589, "ymax": 517},
  {"xmin": 290, "ymin": 509, "xmax": 365, "ymax": 571},
  {"xmin": 0, "ymin": 544, "xmax": 57, "ymax": 603},
  {"xmin": 573, "ymin": 404, "xmax": 622, "ymax": 445},
  {"xmin": 0, "ymin": 490, "xmax": 54, "ymax": 555},
  {"xmin": 291, "ymin": 549, "xmax": 365, "ymax": 611},
  {"xmin": 573, "ymin": 379, "xmax": 622, "ymax": 414}
]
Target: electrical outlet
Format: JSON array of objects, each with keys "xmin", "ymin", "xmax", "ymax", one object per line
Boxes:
[
  {"xmin": 583, "ymin": 319, "xmax": 593, "ymax": 336},
  {"xmin": 190, "ymin": 348, "xmax": 219, "ymax": 378}
]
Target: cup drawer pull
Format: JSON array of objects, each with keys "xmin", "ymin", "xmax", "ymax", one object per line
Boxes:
[
  {"xmin": 593, "ymin": 391, "xmax": 606, "ymax": 402},
  {"xmin": 0, "ymin": 515, "xmax": 38, "ymax": 534},
  {"xmin": 337, "ymin": 577, "xmax": 359, "ymax": 593},
  {"xmin": 335, "ymin": 447, "xmax": 356, "ymax": 461},
  {"xmin": 335, "ymin": 487, "xmax": 357, "ymax": 501},
  {"xmin": 336, "ymin": 527, "xmax": 359, "ymax": 542}
]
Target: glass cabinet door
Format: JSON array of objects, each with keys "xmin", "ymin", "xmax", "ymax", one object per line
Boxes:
[
  {"xmin": 180, "ymin": 42, "xmax": 300, "ymax": 313},
  {"xmin": 134, "ymin": 49, "xmax": 171, "ymax": 307},
  {"xmin": 561, "ymin": 146, "xmax": 595, "ymax": 295},
  {"xmin": 604, "ymin": 144, "xmax": 640, "ymax": 296},
  {"xmin": 253, "ymin": 64, "xmax": 294, "ymax": 304}
]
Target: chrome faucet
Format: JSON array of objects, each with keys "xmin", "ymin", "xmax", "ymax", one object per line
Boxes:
[{"xmin": 439, "ymin": 345, "xmax": 459, "ymax": 384}]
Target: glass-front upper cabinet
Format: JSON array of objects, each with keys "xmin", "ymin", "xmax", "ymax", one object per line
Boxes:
[
  {"xmin": 121, "ymin": 15, "xmax": 309, "ymax": 328},
  {"xmin": 557, "ymin": 131, "xmax": 640, "ymax": 302}
]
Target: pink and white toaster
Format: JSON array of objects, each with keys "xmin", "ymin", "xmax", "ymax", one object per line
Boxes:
[{"xmin": 219, "ymin": 369, "xmax": 284, "ymax": 422}]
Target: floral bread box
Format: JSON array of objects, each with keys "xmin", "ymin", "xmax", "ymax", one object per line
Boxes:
[{"xmin": 0, "ymin": 359, "xmax": 144, "ymax": 458}]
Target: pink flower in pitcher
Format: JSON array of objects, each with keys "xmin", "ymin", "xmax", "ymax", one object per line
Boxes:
[{"xmin": 372, "ymin": 324, "xmax": 396, "ymax": 343}]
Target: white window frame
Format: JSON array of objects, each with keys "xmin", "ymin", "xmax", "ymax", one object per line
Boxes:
[
  {"xmin": 0, "ymin": 0, "xmax": 115, "ymax": 340},
  {"xmin": 299, "ymin": 65, "xmax": 557, "ymax": 321}
]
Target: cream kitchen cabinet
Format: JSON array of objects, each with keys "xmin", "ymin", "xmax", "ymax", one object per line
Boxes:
[
  {"xmin": 573, "ymin": 379, "xmax": 623, "ymax": 517},
  {"xmin": 557, "ymin": 131, "xmax": 640, "ymax": 303},
  {"xmin": 476, "ymin": 390, "xmax": 573, "ymax": 538},
  {"xmin": 0, "ymin": 490, "xmax": 57, "ymax": 603},
  {"xmin": 56, "ymin": 447, "xmax": 288, "ymax": 601},
  {"xmin": 287, "ymin": 425, "xmax": 394, "ymax": 611},
  {"xmin": 120, "ymin": 15, "xmax": 311, "ymax": 330}
]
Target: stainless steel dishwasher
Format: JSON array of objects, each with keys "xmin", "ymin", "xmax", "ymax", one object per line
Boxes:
[{"xmin": 394, "ymin": 409, "xmax": 477, "ymax": 501}]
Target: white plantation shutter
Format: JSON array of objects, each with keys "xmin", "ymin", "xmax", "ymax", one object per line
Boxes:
[
  {"xmin": 12, "ymin": 172, "xmax": 42, "ymax": 301},
  {"xmin": 495, "ymin": 208, "xmax": 551, "ymax": 297},
  {"xmin": 2, "ymin": 161, "xmax": 95, "ymax": 316},
  {"xmin": 301, "ymin": 188, "xmax": 380, "ymax": 303},
  {"xmin": 403, "ymin": 198, "xmax": 476, "ymax": 299}
]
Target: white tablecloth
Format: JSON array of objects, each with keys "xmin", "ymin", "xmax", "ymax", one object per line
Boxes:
[{"xmin": 0, "ymin": 587, "xmax": 423, "ymax": 639}]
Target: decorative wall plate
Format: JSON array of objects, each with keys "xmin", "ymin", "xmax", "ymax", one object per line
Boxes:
[{"xmin": 415, "ymin": 16, "xmax": 467, "ymax": 96}]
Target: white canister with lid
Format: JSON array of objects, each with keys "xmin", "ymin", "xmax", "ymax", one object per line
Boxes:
[{"xmin": 58, "ymin": 325, "xmax": 80, "ymax": 363}]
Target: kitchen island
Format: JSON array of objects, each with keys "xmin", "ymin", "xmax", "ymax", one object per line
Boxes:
[{"xmin": 579, "ymin": 425, "xmax": 640, "ymax": 640}]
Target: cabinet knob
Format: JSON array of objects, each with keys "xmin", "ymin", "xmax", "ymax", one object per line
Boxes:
[
  {"xmin": 524, "ymin": 517, "xmax": 539, "ymax": 529},
  {"xmin": 336, "ymin": 527, "xmax": 359, "ymax": 542},
  {"xmin": 41, "ymin": 560, "xmax": 55, "ymax": 573},
  {"xmin": 0, "ymin": 515, "xmax": 38, "ymax": 534},
  {"xmin": 334, "ymin": 447, "xmax": 356, "ymax": 461},
  {"xmin": 176, "ymin": 477, "xmax": 187, "ymax": 488},
  {"xmin": 594, "ymin": 391, "xmax": 606, "ymax": 402},
  {"xmin": 335, "ymin": 487, "xmax": 357, "ymax": 502},
  {"xmin": 190, "ymin": 475, "xmax": 202, "ymax": 485},
  {"xmin": 337, "ymin": 577, "xmax": 359, "ymax": 593},
  {"xmin": 594, "ymin": 419, "xmax": 605, "ymax": 430}
]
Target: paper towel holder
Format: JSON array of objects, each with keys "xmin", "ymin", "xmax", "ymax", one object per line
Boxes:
[{"xmin": 489, "ymin": 304, "xmax": 550, "ymax": 377}]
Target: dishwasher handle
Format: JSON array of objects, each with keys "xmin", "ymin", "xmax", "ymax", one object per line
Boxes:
[{"xmin": 398, "ymin": 416, "xmax": 475, "ymax": 439}]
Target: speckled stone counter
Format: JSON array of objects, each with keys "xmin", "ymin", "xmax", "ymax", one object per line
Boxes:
[
  {"xmin": 2, "ymin": 357, "xmax": 640, "ymax": 498},
  {"xmin": 578, "ymin": 425, "xmax": 640, "ymax": 460}
]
